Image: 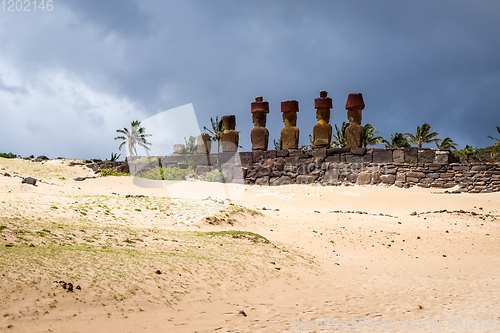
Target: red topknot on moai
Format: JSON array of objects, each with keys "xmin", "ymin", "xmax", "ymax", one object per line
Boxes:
[
  {"xmin": 313, "ymin": 90, "xmax": 333, "ymax": 148},
  {"xmin": 250, "ymin": 96, "xmax": 270, "ymax": 151},
  {"xmin": 280, "ymin": 100, "xmax": 300, "ymax": 150},
  {"xmin": 345, "ymin": 93, "xmax": 365, "ymax": 148}
]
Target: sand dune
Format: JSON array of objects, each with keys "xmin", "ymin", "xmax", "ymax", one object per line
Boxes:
[{"xmin": 1, "ymin": 158, "xmax": 499, "ymax": 332}]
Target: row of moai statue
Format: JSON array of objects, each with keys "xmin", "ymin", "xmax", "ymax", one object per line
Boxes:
[{"xmin": 196, "ymin": 91, "xmax": 366, "ymax": 153}]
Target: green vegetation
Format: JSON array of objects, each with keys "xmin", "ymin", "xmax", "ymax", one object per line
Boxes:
[
  {"xmin": 114, "ymin": 120, "xmax": 152, "ymax": 156},
  {"xmin": 203, "ymin": 116, "xmax": 224, "ymax": 153},
  {"xmin": 100, "ymin": 169, "xmax": 130, "ymax": 177},
  {"xmin": 488, "ymin": 126, "xmax": 500, "ymax": 157},
  {"xmin": 200, "ymin": 169, "xmax": 227, "ymax": 182},
  {"xmin": 184, "ymin": 136, "xmax": 198, "ymax": 154},
  {"xmin": 436, "ymin": 137, "xmax": 458, "ymax": 150},
  {"xmin": 362, "ymin": 123, "xmax": 385, "ymax": 147},
  {"xmin": 110, "ymin": 152, "xmax": 121, "ymax": 161},
  {"xmin": 137, "ymin": 166, "xmax": 194, "ymax": 181},
  {"xmin": 331, "ymin": 122, "xmax": 349, "ymax": 148},
  {"xmin": 199, "ymin": 230, "xmax": 270, "ymax": 244},
  {"xmin": 405, "ymin": 123, "xmax": 440, "ymax": 148},
  {"xmin": 383, "ymin": 133, "xmax": 411, "ymax": 148},
  {"xmin": 0, "ymin": 152, "xmax": 19, "ymax": 159}
]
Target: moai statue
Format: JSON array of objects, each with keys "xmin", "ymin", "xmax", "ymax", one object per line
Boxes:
[
  {"xmin": 196, "ymin": 133, "xmax": 212, "ymax": 154},
  {"xmin": 313, "ymin": 90, "xmax": 333, "ymax": 148},
  {"xmin": 345, "ymin": 93, "xmax": 365, "ymax": 148},
  {"xmin": 220, "ymin": 115, "xmax": 239, "ymax": 152},
  {"xmin": 281, "ymin": 100, "xmax": 300, "ymax": 150},
  {"xmin": 250, "ymin": 96, "xmax": 269, "ymax": 151}
]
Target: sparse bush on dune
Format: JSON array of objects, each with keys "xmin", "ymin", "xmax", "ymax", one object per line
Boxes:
[
  {"xmin": 200, "ymin": 169, "xmax": 227, "ymax": 182},
  {"xmin": 100, "ymin": 169, "xmax": 130, "ymax": 177},
  {"xmin": 0, "ymin": 152, "xmax": 20, "ymax": 159},
  {"xmin": 136, "ymin": 166, "xmax": 194, "ymax": 181}
]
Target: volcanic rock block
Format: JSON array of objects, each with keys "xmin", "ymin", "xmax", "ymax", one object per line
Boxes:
[
  {"xmin": 372, "ymin": 149, "xmax": 393, "ymax": 164},
  {"xmin": 393, "ymin": 149, "xmax": 405, "ymax": 163},
  {"xmin": 404, "ymin": 147, "xmax": 418, "ymax": 164},
  {"xmin": 251, "ymin": 96, "xmax": 270, "ymax": 151},
  {"xmin": 22, "ymin": 177, "xmax": 37, "ymax": 186},
  {"xmin": 380, "ymin": 174, "xmax": 396, "ymax": 184},
  {"xmin": 418, "ymin": 149, "xmax": 435, "ymax": 164},
  {"xmin": 296, "ymin": 175, "xmax": 318, "ymax": 184}
]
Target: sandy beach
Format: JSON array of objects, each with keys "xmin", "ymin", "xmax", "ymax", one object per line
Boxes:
[{"xmin": 1, "ymin": 158, "xmax": 499, "ymax": 332}]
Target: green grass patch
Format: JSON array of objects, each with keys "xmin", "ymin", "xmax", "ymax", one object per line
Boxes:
[
  {"xmin": 200, "ymin": 169, "xmax": 227, "ymax": 182},
  {"xmin": 100, "ymin": 169, "xmax": 130, "ymax": 177},
  {"xmin": 198, "ymin": 230, "xmax": 270, "ymax": 244}
]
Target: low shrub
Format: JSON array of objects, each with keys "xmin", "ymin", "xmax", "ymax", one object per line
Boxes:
[
  {"xmin": 0, "ymin": 152, "xmax": 19, "ymax": 159},
  {"xmin": 200, "ymin": 169, "xmax": 227, "ymax": 182},
  {"xmin": 100, "ymin": 169, "xmax": 130, "ymax": 177},
  {"xmin": 136, "ymin": 166, "xmax": 194, "ymax": 181}
]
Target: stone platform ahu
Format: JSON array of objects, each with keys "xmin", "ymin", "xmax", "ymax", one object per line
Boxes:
[{"xmin": 134, "ymin": 89, "xmax": 500, "ymax": 193}]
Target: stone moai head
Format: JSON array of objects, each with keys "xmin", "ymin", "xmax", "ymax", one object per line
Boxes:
[
  {"xmin": 197, "ymin": 133, "xmax": 211, "ymax": 154},
  {"xmin": 313, "ymin": 91, "xmax": 333, "ymax": 148},
  {"xmin": 315, "ymin": 90, "xmax": 332, "ymax": 124},
  {"xmin": 222, "ymin": 115, "xmax": 236, "ymax": 131},
  {"xmin": 281, "ymin": 100, "xmax": 300, "ymax": 150},
  {"xmin": 345, "ymin": 93, "xmax": 365, "ymax": 125},
  {"xmin": 251, "ymin": 96, "xmax": 269, "ymax": 127},
  {"xmin": 281, "ymin": 100, "xmax": 299, "ymax": 127},
  {"xmin": 221, "ymin": 115, "xmax": 239, "ymax": 152}
]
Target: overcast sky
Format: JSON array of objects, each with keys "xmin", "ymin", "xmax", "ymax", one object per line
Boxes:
[{"xmin": 1, "ymin": 0, "xmax": 499, "ymax": 159}]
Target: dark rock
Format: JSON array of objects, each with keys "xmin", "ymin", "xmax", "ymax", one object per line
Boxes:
[
  {"xmin": 22, "ymin": 177, "xmax": 37, "ymax": 186},
  {"xmin": 75, "ymin": 177, "xmax": 86, "ymax": 181},
  {"xmin": 372, "ymin": 149, "xmax": 393, "ymax": 164},
  {"xmin": 36, "ymin": 155, "xmax": 49, "ymax": 160},
  {"xmin": 76, "ymin": 285, "xmax": 81, "ymax": 290},
  {"xmin": 410, "ymin": 212, "xmax": 417, "ymax": 216},
  {"xmin": 3, "ymin": 173, "xmax": 10, "ymax": 177},
  {"xmin": 156, "ymin": 270, "xmax": 162, "ymax": 274},
  {"xmin": 239, "ymin": 310, "xmax": 247, "ymax": 317},
  {"xmin": 67, "ymin": 283, "xmax": 74, "ymax": 292}
]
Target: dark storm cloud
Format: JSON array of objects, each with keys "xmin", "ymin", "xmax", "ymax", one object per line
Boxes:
[{"xmin": 0, "ymin": 0, "xmax": 499, "ymax": 158}]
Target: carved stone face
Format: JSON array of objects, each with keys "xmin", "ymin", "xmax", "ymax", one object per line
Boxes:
[
  {"xmin": 347, "ymin": 109, "xmax": 362, "ymax": 125},
  {"xmin": 222, "ymin": 115, "xmax": 236, "ymax": 131},
  {"xmin": 316, "ymin": 109, "xmax": 330, "ymax": 123},
  {"xmin": 252, "ymin": 112, "xmax": 267, "ymax": 127},
  {"xmin": 282, "ymin": 112, "xmax": 297, "ymax": 127}
]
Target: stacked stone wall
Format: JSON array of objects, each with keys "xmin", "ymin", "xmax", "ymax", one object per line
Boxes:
[{"xmin": 127, "ymin": 148, "xmax": 500, "ymax": 193}]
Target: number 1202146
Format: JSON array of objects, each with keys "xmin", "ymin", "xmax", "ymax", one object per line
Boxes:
[{"xmin": 1, "ymin": 0, "xmax": 53, "ymax": 11}]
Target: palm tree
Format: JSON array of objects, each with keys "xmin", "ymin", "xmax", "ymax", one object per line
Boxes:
[
  {"xmin": 383, "ymin": 133, "xmax": 411, "ymax": 148},
  {"xmin": 488, "ymin": 126, "xmax": 500, "ymax": 157},
  {"xmin": 463, "ymin": 145, "xmax": 476, "ymax": 162},
  {"xmin": 184, "ymin": 136, "xmax": 198, "ymax": 154},
  {"xmin": 114, "ymin": 120, "xmax": 152, "ymax": 156},
  {"xmin": 203, "ymin": 117, "xmax": 224, "ymax": 153},
  {"xmin": 308, "ymin": 134, "xmax": 315, "ymax": 149},
  {"xmin": 405, "ymin": 123, "xmax": 440, "ymax": 148},
  {"xmin": 362, "ymin": 124, "xmax": 385, "ymax": 147},
  {"xmin": 331, "ymin": 122, "xmax": 349, "ymax": 148},
  {"xmin": 436, "ymin": 137, "xmax": 458, "ymax": 150}
]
